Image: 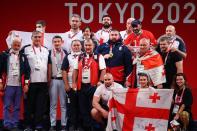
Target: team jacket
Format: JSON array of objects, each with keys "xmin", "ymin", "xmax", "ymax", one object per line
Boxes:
[
  {"xmin": 96, "ymin": 39, "xmax": 132, "ymax": 82},
  {"xmin": 0, "ymin": 49, "xmax": 31, "ymax": 86}
]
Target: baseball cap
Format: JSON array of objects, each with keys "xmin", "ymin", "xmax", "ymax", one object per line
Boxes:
[{"xmin": 131, "ymin": 19, "xmax": 141, "ymax": 27}]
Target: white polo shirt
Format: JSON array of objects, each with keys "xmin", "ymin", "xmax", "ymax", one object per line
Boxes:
[
  {"xmin": 61, "ymin": 30, "xmax": 83, "ymax": 53},
  {"xmin": 94, "ymin": 82, "xmax": 123, "ymax": 105},
  {"xmin": 120, "ymin": 30, "xmax": 130, "ymax": 41},
  {"xmin": 73, "ymin": 54, "xmax": 106, "ymax": 83},
  {"xmin": 95, "ymin": 29, "xmax": 111, "ymax": 44},
  {"xmin": 23, "ymin": 45, "xmax": 49, "ymax": 83},
  {"xmin": 67, "ymin": 52, "xmax": 81, "ymax": 85}
]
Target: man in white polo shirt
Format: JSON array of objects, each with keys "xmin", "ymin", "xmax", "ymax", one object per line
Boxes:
[
  {"xmin": 62, "ymin": 14, "xmax": 83, "ymax": 53},
  {"xmin": 22, "ymin": 30, "xmax": 50, "ymax": 131},
  {"xmin": 91, "ymin": 73, "xmax": 123, "ymax": 127},
  {"xmin": 95, "ymin": 14, "xmax": 112, "ymax": 45},
  {"xmin": 72, "ymin": 39, "xmax": 106, "ymax": 131},
  {"xmin": 62, "ymin": 39, "xmax": 83, "ymax": 131}
]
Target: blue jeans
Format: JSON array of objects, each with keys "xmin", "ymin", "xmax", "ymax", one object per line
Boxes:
[{"xmin": 3, "ymin": 85, "xmax": 22, "ymax": 128}]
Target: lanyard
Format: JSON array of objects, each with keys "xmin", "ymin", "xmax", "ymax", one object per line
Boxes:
[
  {"xmin": 175, "ymin": 87, "xmax": 185, "ymax": 104},
  {"xmin": 53, "ymin": 49, "xmax": 64, "ymax": 70},
  {"xmin": 68, "ymin": 30, "xmax": 79, "ymax": 39},
  {"xmin": 32, "ymin": 45, "xmax": 41, "ymax": 55},
  {"xmin": 53, "ymin": 49, "xmax": 64, "ymax": 62},
  {"xmin": 164, "ymin": 51, "xmax": 170, "ymax": 65},
  {"xmin": 101, "ymin": 28, "xmax": 111, "ymax": 36}
]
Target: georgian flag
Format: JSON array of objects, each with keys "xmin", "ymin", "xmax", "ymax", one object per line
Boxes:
[
  {"xmin": 134, "ymin": 49, "xmax": 166, "ymax": 87},
  {"xmin": 106, "ymin": 87, "xmax": 174, "ymax": 131},
  {"xmin": 6, "ymin": 30, "xmax": 65, "ymax": 50}
]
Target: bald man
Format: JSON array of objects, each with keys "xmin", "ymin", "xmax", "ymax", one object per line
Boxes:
[
  {"xmin": 91, "ymin": 73, "xmax": 123, "ymax": 124},
  {"xmin": 120, "ymin": 17, "xmax": 135, "ymax": 40},
  {"xmin": 157, "ymin": 25, "xmax": 187, "ymax": 58}
]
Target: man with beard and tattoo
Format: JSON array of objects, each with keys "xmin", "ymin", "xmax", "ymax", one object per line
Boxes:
[
  {"xmin": 124, "ymin": 19, "xmax": 157, "ymax": 52},
  {"xmin": 96, "ymin": 29, "xmax": 132, "ymax": 87},
  {"xmin": 95, "ymin": 15, "xmax": 112, "ymax": 45},
  {"xmin": 158, "ymin": 37, "xmax": 183, "ymax": 89}
]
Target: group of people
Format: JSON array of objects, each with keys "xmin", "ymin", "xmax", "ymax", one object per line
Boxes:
[{"xmin": 0, "ymin": 13, "xmax": 194, "ymax": 131}]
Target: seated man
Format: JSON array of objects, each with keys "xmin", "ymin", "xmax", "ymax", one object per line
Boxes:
[{"xmin": 91, "ymin": 73, "xmax": 123, "ymax": 126}]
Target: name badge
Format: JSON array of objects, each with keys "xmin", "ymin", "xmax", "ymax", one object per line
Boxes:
[
  {"xmin": 57, "ymin": 68, "xmax": 62, "ymax": 77},
  {"xmin": 82, "ymin": 69, "xmax": 90, "ymax": 83},
  {"xmin": 11, "ymin": 69, "xmax": 19, "ymax": 76},
  {"xmin": 173, "ymin": 104, "xmax": 179, "ymax": 114},
  {"xmin": 35, "ymin": 60, "xmax": 41, "ymax": 70}
]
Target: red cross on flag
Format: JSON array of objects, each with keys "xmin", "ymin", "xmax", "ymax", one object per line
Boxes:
[{"xmin": 106, "ymin": 87, "xmax": 174, "ymax": 131}]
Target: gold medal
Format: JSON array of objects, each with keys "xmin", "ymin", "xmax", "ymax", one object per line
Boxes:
[{"xmin": 109, "ymin": 52, "xmax": 113, "ymax": 58}]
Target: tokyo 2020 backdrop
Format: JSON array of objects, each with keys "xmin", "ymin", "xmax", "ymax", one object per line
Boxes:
[{"xmin": 0, "ymin": 0, "xmax": 197, "ymax": 120}]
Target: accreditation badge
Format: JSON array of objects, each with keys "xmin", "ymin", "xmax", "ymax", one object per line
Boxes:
[
  {"xmin": 57, "ymin": 67, "xmax": 62, "ymax": 77},
  {"xmin": 35, "ymin": 60, "xmax": 41, "ymax": 70},
  {"xmin": 82, "ymin": 69, "xmax": 90, "ymax": 83},
  {"xmin": 11, "ymin": 63, "xmax": 19, "ymax": 76},
  {"xmin": 173, "ymin": 104, "xmax": 179, "ymax": 114},
  {"xmin": 11, "ymin": 69, "xmax": 19, "ymax": 76}
]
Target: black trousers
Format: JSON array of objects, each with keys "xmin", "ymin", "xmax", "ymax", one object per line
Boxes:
[
  {"xmin": 26, "ymin": 82, "xmax": 48, "ymax": 128},
  {"xmin": 67, "ymin": 89, "xmax": 80, "ymax": 128},
  {"xmin": 78, "ymin": 83, "xmax": 96, "ymax": 130}
]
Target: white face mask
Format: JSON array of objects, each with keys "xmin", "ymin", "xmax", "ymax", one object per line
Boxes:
[{"xmin": 36, "ymin": 27, "xmax": 44, "ymax": 33}]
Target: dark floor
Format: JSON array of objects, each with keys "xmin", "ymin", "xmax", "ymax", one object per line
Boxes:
[{"xmin": 0, "ymin": 120, "xmax": 197, "ymax": 131}]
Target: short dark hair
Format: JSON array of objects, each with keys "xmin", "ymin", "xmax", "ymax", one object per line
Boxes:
[
  {"xmin": 82, "ymin": 26, "xmax": 91, "ymax": 33},
  {"xmin": 52, "ymin": 35, "xmax": 63, "ymax": 41},
  {"xmin": 71, "ymin": 14, "xmax": 81, "ymax": 22},
  {"xmin": 110, "ymin": 29, "xmax": 119, "ymax": 33},
  {"xmin": 102, "ymin": 14, "xmax": 112, "ymax": 21},
  {"xmin": 36, "ymin": 20, "xmax": 46, "ymax": 27},
  {"xmin": 31, "ymin": 30, "xmax": 42, "ymax": 37},
  {"xmin": 159, "ymin": 36, "xmax": 169, "ymax": 43},
  {"xmin": 71, "ymin": 39, "xmax": 81, "ymax": 45}
]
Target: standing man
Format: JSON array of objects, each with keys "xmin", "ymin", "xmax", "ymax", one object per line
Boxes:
[
  {"xmin": 157, "ymin": 25, "xmax": 187, "ymax": 58},
  {"xmin": 62, "ymin": 14, "xmax": 83, "ymax": 53},
  {"xmin": 129, "ymin": 38, "xmax": 166, "ymax": 88},
  {"xmin": 48, "ymin": 35, "xmax": 68, "ymax": 131},
  {"xmin": 95, "ymin": 15, "xmax": 112, "ymax": 45},
  {"xmin": 158, "ymin": 37, "xmax": 183, "ymax": 89},
  {"xmin": 0, "ymin": 36, "xmax": 30, "ymax": 131},
  {"xmin": 22, "ymin": 30, "xmax": 50, "ymax": 131},
  {"xmin": 72, "ymin": 39, "xmax": 106, "ymax": 131},
  {"xmin": 96, "ymin": 29, "xmax": 132, "ymax": 86},
  {"xmin": 124, "ymin": 19, "xmax": 157, "ymax": 49},
  {"xmin": 120, "ymin": 17, "xmax": 135, "ymax": 40},
  {"xmin": 62, "ymin": 40, "xmax": 83, "ymax": 131}
]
